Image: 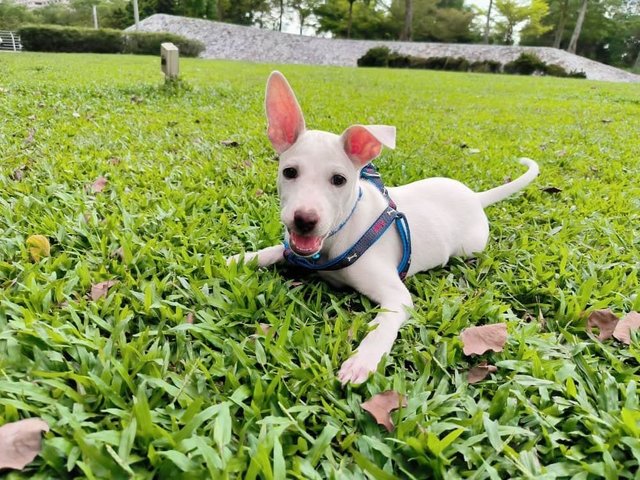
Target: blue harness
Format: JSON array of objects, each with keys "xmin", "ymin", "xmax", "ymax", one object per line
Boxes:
[{"xmin": 283, "ymin": 163, "xmax": 412, "ymax": 280}]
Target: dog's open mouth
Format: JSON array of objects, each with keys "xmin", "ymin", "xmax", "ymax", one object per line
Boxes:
[{"xmin": 289, "ymin": 231, "xmax": 324, "ymax": 257}]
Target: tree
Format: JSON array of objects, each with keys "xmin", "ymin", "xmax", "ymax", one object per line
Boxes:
[
  {"xmin": 390, "ymin": 0, "xmax": 477, "ymax": 43},
  {"xmin": 566, "ymin": 0, "xmax": 588, "ymax": 52},
  {"xmin": 551, "ymin": 0, "xmax": 570, "ymax": 47},
  {"xmin": 291, "ymin": 0, "xmax": 319, "ymax": 34},
  {"xmin": 400, "ymin": 0, "xmax": 413, "ymax": 40},
  {"xmin": 346, "ymin": 0, "xmax": 356, "ymax": 37},
  {"xmin": 494, "ymin": 0, "xmax": 551, "ymax": 44},
  {"xmin": 484, "ymin": 0, "xmax": 494, "ymax": 43},
  {"xmin": 315, "ymin": 0, "xmax": 396, "ymax": 39},
  {"xmin": 0, "ymin": 1, "xmax": 35, "ymax": 29}
]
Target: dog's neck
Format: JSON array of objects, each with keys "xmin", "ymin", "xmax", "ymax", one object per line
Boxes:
[{"xmin": 320, "ymin": 180, "xmax": 390, "ymax": 260}]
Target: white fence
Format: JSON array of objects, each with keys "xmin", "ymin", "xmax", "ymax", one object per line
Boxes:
[{"xmin": 0, "ymin": 31, "xmax": 22, "ymax": 52}]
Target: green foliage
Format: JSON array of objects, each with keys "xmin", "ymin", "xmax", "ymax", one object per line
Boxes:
[
  {"xmin": 0, "ymin": 52, "xmax": 638, "ymax": 479},
  {"xmin": 494, "ymin": 0, "xmax": 552, "ymax": 44},
  {"xmin": 315, "ymin": 0, "xmax": 398, "ymax": 39},
  {"xmin": 17, "ymin": 25, "xmax": 203, "ymax": 57},
  {"xmin": 356, "ymin": 45, "xmax": 391, "ymax": 66},
  {"xmin": 503, "ymin": 51, "xmax": 547, "ymax": 74},
  {"xmin": 18, "ymin": 24, "xmax": 123, "ymax": 53},
  {"xmin": 503, "ymin": 52, "xmax": 587, "ymax": 77},
  {"xmin": 389, "ymin": 0, "xmax": 479, "ymax": 43},
  {"xmin": 0, "ymin": 0, "xmax": 35, "ymax": 29},
  {"xmin": 123, "ymin": 31, "xmax": 205, "ymax": 57},
  {"xmin": 358, "ymin": 48, "xmax": 585, "ymax": 78}
]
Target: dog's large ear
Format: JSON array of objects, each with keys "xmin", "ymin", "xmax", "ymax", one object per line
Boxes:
[
  {"xmin": 341, "ymin": 125, "xmax": 396, "ymax": 166},
  {"xmin": 265, "ymin": 71, "xmax": 306, "ymax": 154}
]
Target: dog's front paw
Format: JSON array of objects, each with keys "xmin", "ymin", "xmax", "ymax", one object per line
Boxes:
[{"xmin": 338, "ymin": 352, "xmax": 379, "ymax": 385}]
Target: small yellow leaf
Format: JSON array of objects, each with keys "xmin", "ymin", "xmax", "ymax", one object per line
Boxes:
[{"xmin": 26, "ymin": 235, "xmax": 50, "ymax": 262}]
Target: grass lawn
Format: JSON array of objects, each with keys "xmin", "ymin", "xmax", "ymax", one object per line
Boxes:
[{"xmin": 1, "ymin": 52, "xmax": 640, "ymax": 479}]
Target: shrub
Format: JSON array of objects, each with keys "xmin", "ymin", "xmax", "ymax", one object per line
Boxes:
[
  {"xmin": 543, "ymin": 63, "xmax": 569, "ymax": 77},
  {"xmin": 19, "ymin": 25, "xmax": 122, "ymax": 53},
  {"xmin": 357, "ymin": 46, "xmax": 391, "ymax": 67},
  {"xmin": 123, "ymin": 32, "xmax": 204, "ymax": 58},
  {"xmin": 18, "ymin": 25, "xmax": 204, "ymax": 58},
  {"xmin": 504, "ymin": 52, "xmax": 547, "ymax": 75},
  {"xmin": 469, "ymin": 60, "xmax": 502, "ymax": 73},
  {"xmin": 357, "ymin": 47, "xmax": 585, "ymax": 80},
  {"xmin": 567, "ymin": 70, "xmax": 587, "ymax": 78},
  {"xmin": 388, "ymin": 52, "xmax": 411, "ymax": 68}
]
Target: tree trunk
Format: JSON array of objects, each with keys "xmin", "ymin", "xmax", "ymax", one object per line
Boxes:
[
  {"xmin": 567, "ymin": 0, "xmax": 588, "ymax": 54},
  {"xmin": 298, "ymin": 10, "xmax": 307, "ymax": 35},
  {"xmin": 216, "ymin": 0, "xmax": 224, "ymax": 21},
  {"xmin": 347, "ymin": 0, "xmax": 355, "ymax": 38},
  {"xmin": 483, "ymin": 0, "xmax": 493, "ymax": 44},
  {"xmin": 634, "ymin": 50, "xmax": 640, "ymax": 70},
  {"xmin": 400, "ymin": 0, "xmax": 413, "ymax": 41},
  {"xmin": 552, "ymin": 0, "xmax": 569, "ymax": 48},
  {"xmin": 277, "ymin": 0, "xmax": 284, "ymax": 31}
]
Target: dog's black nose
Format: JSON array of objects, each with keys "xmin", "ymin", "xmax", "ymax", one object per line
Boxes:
[{"xmin": 294, "ymin": 211, "xmax": 319, "ymax": 234}]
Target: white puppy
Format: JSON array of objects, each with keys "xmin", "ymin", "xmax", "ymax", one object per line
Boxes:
[{"xmin": 229, "ymin": 71, "xmax": 539, "ymax": 385}]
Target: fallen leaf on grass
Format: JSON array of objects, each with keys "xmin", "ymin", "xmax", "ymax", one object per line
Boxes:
[
  {"xmin": 542, "ymin": 186, "xmax": 562, "ymax": 194},
  {"xmin": 110, "ymin": 247, "xmax": 124, "ymax": 261},
  {"xmin": 613, "ymin": 312, "xmax": 640, "ymax": 345},
  {"xmin": 468, "ymin": 362, "xmax": 498, "ymax": 384},
  {"xmin": 587, "ymin": 309, "xmax": 619, "ymax": 341},
  {"xmin": 91, "ymin": 176, "xmax": 108, "ymax": 193},
  {"xmin": 90, "ymin": 280, "xmax": 117, "ymax": 301},
  {"xmin": 11, "ymin": 166, "xmax": 27, "ymax": 181},
  {"xmin": 258, "ymin": 323, "xmax": 271, "ymax": 335},
  {"xmin": 220, "ymin": 140, "xmax": 239, "ymax": 147},
  {"xmin": 24, "ymin": 129, "xmax": 35, "ymax": 145},
  {"xmin": 26, "ymin": 235, "xmax": 50, "ymax": 262},
  {"xmin": 361, "ymin": 390, "xmax": 407, "ymax": 432},
  {"xmin": 186, "ymin": 312, "xmax": 195, "ymax": 324},
  {"xmin": 0, "ymin": 418, "xmax": 49, "ymax": 470},
  {"xmin": 460, "ymin": 323, "xmax": 507, "ymax": 356}
]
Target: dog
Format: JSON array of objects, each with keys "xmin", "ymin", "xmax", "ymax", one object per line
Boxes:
[{"xmin": 228, "ymin": 71, "xmax": 539, "ymax": 385}]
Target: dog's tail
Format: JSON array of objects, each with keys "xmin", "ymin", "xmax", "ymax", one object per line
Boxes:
[{"xmin": 477, "ymin": 158, "xmax": 539, "ymax": 208}]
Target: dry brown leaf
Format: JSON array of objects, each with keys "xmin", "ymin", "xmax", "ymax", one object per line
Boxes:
[
  {"xmin": 110, "ymin": 247, "xmax": 124, "ymax": 261},
  {"xmin": 26, "ymin": 235, "xmax": 50, "ymax": 262},
  {"xmin": 0, "ymin": 418, "xmax": 49, "ymax": 470},
  {"xmin": 587, "ymin": 309, "xmax": 619, "ymax": 341},
  {"xmin": 90, "ymin": 280, "xmax": 117, "ymax": 301},
  {"xmin": 258, "ymin": 323, "xmax": 271, "ymax": 335},
  {"xmin": 91, "ymin": 176, "xmax": 108, "ymax": 193},
  {"xmin": 613, "ymin": 311, "xmax": 640, "ymax": 345},
  {"xmin": 360, "ymin": 390, "xmax": 407, "ymax": 432},
  {"xmin": 11, "ymin": 166, "xmax": 27, "ymax": 181},
  {"xmin": 255, "ymin": 189, "xmax": 264, "ymax": 197},
  {"xmin": 460, "ymin": 323, "xmax": 507, "ymax": 356},
  {"xmin": 24, "ymin": 129, "xmax": 35, "ymax": 145},
  {"xmin": 468, "ymin": 362, "xmax": 498, "ymax": 384},
  {"xmin": 221, "ymin": 139, "xmax": 240, "ymax": 147},
  {"xmin": 186, "ymin": 312, "xmax": 195, "ymax": 324}
]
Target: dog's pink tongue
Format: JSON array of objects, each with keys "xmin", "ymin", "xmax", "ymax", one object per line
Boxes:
[{"xmin": 289, "ymin": 232, "xmax": 322, "ymax": 256}]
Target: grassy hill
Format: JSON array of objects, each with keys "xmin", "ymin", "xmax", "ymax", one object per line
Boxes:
[{"xmin": 1, "ymin": 52, "xmax": 639, "ymax": 479}]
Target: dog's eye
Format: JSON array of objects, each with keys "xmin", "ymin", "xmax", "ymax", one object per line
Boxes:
[
  {"xmin": 331, "ymin": 175, "xmax": 347, "ymax": 186},
  {"xmin": 282, "ymin": 167, "xmax": 298, "ymax": 179}
]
